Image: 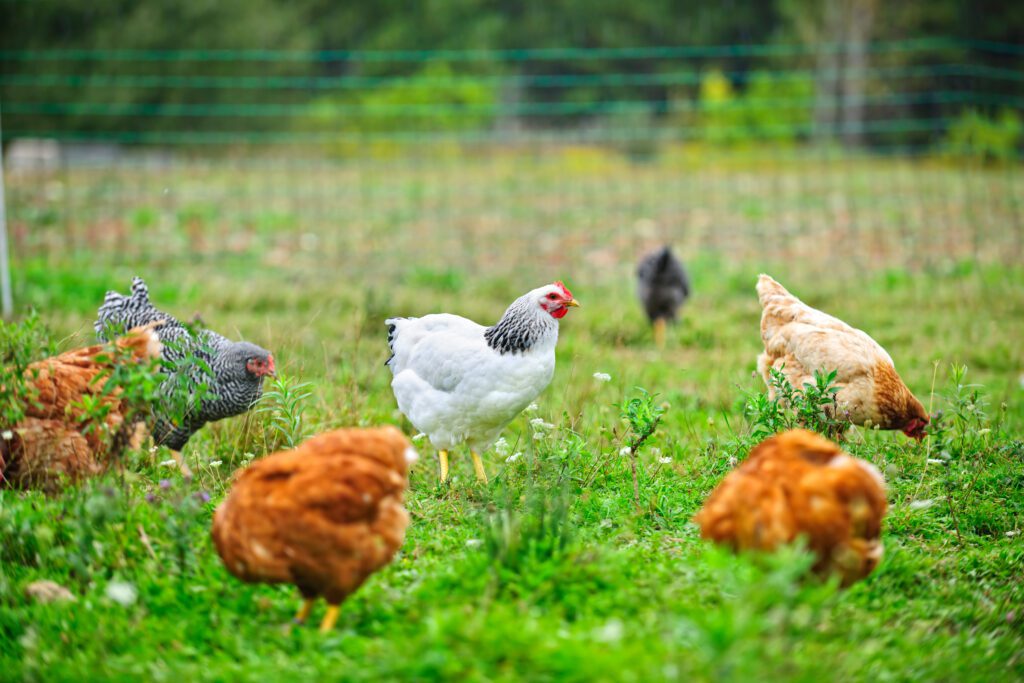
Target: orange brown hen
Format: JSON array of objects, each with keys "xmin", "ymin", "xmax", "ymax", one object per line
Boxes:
[
  {"xmin": 2, "ymin": 323, "xmax": 162, "ymax": 490},
  {"xmin": 757, "ymin": 274, "xmax": 929, "ymax": 439},
  {"xmin": 695, "ymin": 429, "xmax": 887, "ymax": 586},
  {"xmin": 211, "ymin": 426, "xmax": 416, "ymax": 632}
]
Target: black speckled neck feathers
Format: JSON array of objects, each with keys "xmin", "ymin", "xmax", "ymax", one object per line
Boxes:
[{"xmin": 484, "ymin": 294, "xmax": 557, "ymax": 355}]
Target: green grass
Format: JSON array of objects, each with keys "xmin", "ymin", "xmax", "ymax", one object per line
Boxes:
[{"xmin": 1, "ymin": 154, "xmax": 1023, "ymax": 681}]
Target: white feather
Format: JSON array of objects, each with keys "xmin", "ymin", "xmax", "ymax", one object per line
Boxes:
[{"xmin": 386, "ymin": 285, "xmax": 569, "ymax": 451}]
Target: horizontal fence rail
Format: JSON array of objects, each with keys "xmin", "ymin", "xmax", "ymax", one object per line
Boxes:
[{"xmin": 1, "ymin": 39, "xmax": 1022, "ymax": 291}]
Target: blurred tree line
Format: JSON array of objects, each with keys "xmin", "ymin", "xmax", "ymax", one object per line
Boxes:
[{"xmin": 1, "ymin": 0, "xmax": 1022, "ymax": 153}]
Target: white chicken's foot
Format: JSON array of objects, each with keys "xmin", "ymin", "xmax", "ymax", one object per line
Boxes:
[
  {"xmin": 438, "ymin": 450, "xmax": 450, "ymax": 483},
  {"xmin": 471, "ymin": 451, "xmax": 489, "ymax": 484}
]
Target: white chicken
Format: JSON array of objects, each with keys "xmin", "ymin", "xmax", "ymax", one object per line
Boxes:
[{"xmin": 386, "ymin": 282, "xmax": 580, "ymax": 483}]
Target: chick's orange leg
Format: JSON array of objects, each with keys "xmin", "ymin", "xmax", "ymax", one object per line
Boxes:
[
  {"xmin": 294, "ymin": 598, "xmax": 315, "ymax": 624},
  {"xmin": 319, "ymin": 605, "xmax": 341, "ymax": 633},
  {"xmin": 438, "ymin": 450, "xmax": 450, "ymax": 482},
  {"xmin": 471, "ymin": 451, "xmax": 489, "ymax": 483},
  {"xmin": 653, "ymin": 318, "xmax": 667, "ymax": 350}
]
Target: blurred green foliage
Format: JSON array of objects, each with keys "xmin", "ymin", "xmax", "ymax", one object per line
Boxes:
[
  {"xmin": 1, "ymin": 0, "xmax": 1022, "ymax": 152},
  {"xmin": 944, "ymin": 109, "xmax": 1023, "ymax": 163}
]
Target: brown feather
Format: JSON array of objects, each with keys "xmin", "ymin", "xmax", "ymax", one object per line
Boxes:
[
  {"xmin": 211, "ymin": 426, "xmax": 414, "ymax": 605},
  {"xmin": 695, "ymin": 429, "xmax": 887, "ymax": 586},
  {"xmin": 756, "ymin": 274, "xmax": 928, "ymax": 436},
  {"xmin": 2, "ymin": 323, "xmax": 162, "ymax": 490}
]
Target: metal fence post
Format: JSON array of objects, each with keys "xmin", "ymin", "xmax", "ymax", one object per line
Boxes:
[{"xmin": 0, "ymin": 99, "xmax": 13, "ymax": 318}]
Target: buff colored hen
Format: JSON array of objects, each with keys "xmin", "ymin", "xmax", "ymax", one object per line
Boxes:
[
  {"xmin": 757, "ymin": 274, "xmax": 929, "ymax": 439},
  {"xmin": 695, "ymin": 429, "xmax": 887, "ymax": 586},
  {"xmin": 211, "ymin": 426, "xmax": 416, "ymax": 632},
  {"xmin": 2, "ymin": 323, "xmax": 162, "ymax": 489}
]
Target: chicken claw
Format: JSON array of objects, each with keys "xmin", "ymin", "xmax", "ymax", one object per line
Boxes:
[
  {"xmin": 319, "ymin": 605, "xmax": 341, "ymax": 633},
  {"xmin": 471, "ymin": 451, "xmax": 489, "ymax": 483},
  {"xmin": 294, "ymin": 598, "xmax": 314, "ymax": 625},
  {"xmin": 438, "ymin": 450, "xmax": 450, "ymax": 482}
]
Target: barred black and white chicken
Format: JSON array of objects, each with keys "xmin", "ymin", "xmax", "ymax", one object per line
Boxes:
[
  {"xmin": 94, "ymin": 277, "xmax": 275, "ymax": 453},
  {"xmin": 386, "ymin": 282, "xmax": 579, "ymax": 483},
  {"xmin": 636, "ymin": 245, "xmax": 690, "ymax": 349}
]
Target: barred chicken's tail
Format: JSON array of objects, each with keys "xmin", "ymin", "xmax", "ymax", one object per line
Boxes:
[{"xmin": 95, "ymin": 276, "xmax": 164, "ymax": 340}]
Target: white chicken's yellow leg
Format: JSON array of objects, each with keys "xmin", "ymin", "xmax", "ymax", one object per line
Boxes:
[
  {"xmin": 470, "ymin": 451, "xmax": 489, "ymax": 483},
  {"xmin": 438, "ymin": 450, "xmax": 450, "ymax": 482},
  {"xmin": 653, "ymin": 318, "xmax": 667, "ymax": 350},
  {"xmin": 319, "ymin": 605, "xmax": 341, "ymax": 633},
  {"xmin": 294, "ymin": 598, "xmax": 314, "ymax": 624}
]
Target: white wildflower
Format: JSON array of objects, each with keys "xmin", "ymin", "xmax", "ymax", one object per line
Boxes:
[
  {"xmin": 105, "ymin": 581, "xmax": 138, "ymax": 607},
  {"xmin": 727, "ymin": 456, "xmax": 738, "ymax": 468},
  {"xmin": 1006, "ymin": 530, "xmax": 1019, "ymax": 537},
  {"xmin": 158, "ymin": 459, "xmax": 177, "ymax": 468},
  {"xmin": 1, "ymin": 430, "xmax": 12, "ymax": 440},
  {"xmin": 977, "ymin": 428, "xmax": 991, "ymax": 436},
  {"xmin": 592, "ymin": 372, "xmax": 611, "ymax": 382},
  {"xmin": 909, "ymin": 499, "xmax": 935, "ymax": 510},
  {"xmin": 465, "ymin": 539, "xmax": 483, "ymax": 549},
  {"xmin": 530, "ymin": 418, "xmax": 554, "ymax": 430},
  {"xmin": 619, "ymin": 446, "xmax": 632, "ymax": 456},
  {"xmin": 525, "ymin": 402, "xmax": 539, "ymax": 413},
  {"xmin": 243, "ymin": 452, "xmax": 256, "ymax": 462},
  {"xmin": 599, "ymin": 518, "xmax": 613, "ymax": 529},
  {"xmin": 659, "ymin": 456, "xmax": 673, "ymax": 465},
  {"xmin": 927, "ymin": 458, "xmax": 945, "ymax": 465},
  {"xmin": 533, "ymin": 432, "xmax": 546, "ymax": 441},
  {"xmin": 412, "ymin": 432, "xmax": 427, "ymax": 442},
  {"xmin": 505, "ymin": 452, "xmax": 522, "ymax": 463},
  {"xmin": 594, "ymin": 618, "xmax": 624, "ymax": 643},
  {"xmin": 493, "ymin": 437, "xmax": 510, "ymax": 456},
  {"xmin": 209, "ymin": 460, "xmax": 222, "ymax": 468}
]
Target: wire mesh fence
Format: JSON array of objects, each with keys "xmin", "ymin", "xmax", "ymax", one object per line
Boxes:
[{"xmin": 1, "ymin": 38, "xmax": 1022, "ymax": 288}]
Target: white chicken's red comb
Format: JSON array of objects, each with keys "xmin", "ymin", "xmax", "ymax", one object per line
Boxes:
[{"xmin": 553, "ymin": 280, "xmax": 573, "ymax": 299}]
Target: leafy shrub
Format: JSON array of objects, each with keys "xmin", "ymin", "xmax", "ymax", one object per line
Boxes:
[
  {"xmin": 697, "ymin": 69, "xmax": 814, "ymax": 145},
  {"xmin": 620, "ymin": 388, "xmax": 665, "ymax": 514},
  {"xmin": 744, "ymin": 367, "xmax": 847, "ymax": 440},
  {"xmin": 300, "ymin": 62, "xmax": 497, "ymax": 157},
  {"xmin": 255, "ymin": 374, "xmax": 314, "ymax": 451},
  {"xmin": 943, "ymin": 108, "xmax": 1022, "ymax": 163},
  {"xmin": 0, "ymin": 312, "xmax": 55, "ymax": 429}
]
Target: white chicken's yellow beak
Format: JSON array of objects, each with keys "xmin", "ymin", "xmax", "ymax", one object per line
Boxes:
[{"xmin": 566, "ymin": 298, "xmax": 581, "ymax": 308}]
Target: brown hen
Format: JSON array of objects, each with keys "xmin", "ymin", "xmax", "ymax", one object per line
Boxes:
[
  {"xmin": 695, "ymin": 429, "xmax": 887, "ymax": 586},
  {"xmin": 211, "ymin": 426, "xmax": 416, "ymax": 632},
  {"xmin": 757, "ymin": 274, "xmax": 929, "ymax": 439},
  {"xmin": 2, "ymin": 323, "xmax": 162, "ymax": 489}
]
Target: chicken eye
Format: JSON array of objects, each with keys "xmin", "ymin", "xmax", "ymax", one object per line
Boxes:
[{"xmin": 547, "ymin": 293, "xmax": 557, "ymax": 300}]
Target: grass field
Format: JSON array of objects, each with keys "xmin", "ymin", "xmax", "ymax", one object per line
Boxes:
[{"xmin": 1, "ymin": 151, "xmax": 1023, "ymax": 681}]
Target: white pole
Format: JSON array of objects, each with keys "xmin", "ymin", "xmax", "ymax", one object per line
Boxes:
[{"xmin": 0, "ymin": 98, "xmax": 13, "ymax": 318}]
